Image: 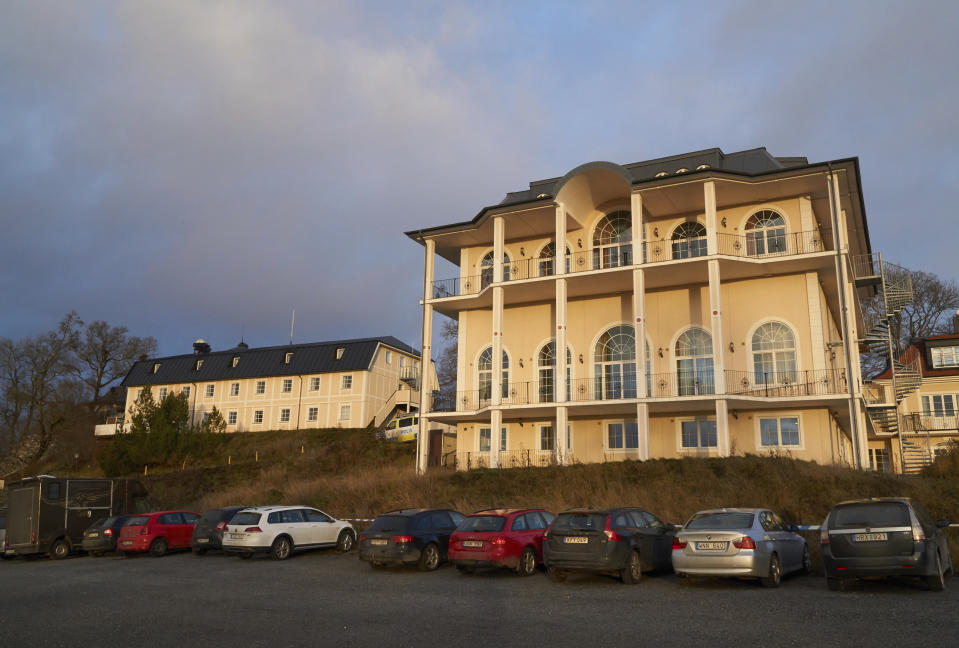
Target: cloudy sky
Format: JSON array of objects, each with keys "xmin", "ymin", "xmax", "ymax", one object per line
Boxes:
[{"xmin": 2, "ymin": 0, "xmax": 957, "ymax": 357}]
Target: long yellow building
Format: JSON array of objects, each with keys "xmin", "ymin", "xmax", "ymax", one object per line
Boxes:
[{"xmin": 407, "ymin": 147, "xmax": 882, "ymax": 473}]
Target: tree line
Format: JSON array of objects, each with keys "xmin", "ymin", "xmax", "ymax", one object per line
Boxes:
[{"xmin": 0, "ymin": 312, "xmax": 157, "ymax": 458}]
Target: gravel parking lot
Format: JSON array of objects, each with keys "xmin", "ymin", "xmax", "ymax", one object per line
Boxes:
[{"xmin": 1, "ymin": 549, "xmax": 955, "ymax": 647}]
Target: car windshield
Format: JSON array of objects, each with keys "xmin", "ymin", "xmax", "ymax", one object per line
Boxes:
[
  {"xmin": 552, "ymin": 513, "xmax": 606, "ymax": 532},
  {"xmin": 125, "ymin": 516, "xmax": 149, "ymax": 527},
  {"xmin": 231, "ymin": 512, "xmax": 262, "ymax": 526},
  {"xmin": 457, "ymin": 516, "xmax": 506, "ymax": 532},
  {"xmin": 686, "ymin": 512, "xmax": 755, "ymax": 530},
  {"xmin": 831, "ymin": 503, "xmax": 910, "ymax": 528},
  {"xmin": 366, "ymin": 515, "xmax": 410, "ymax": 534}
]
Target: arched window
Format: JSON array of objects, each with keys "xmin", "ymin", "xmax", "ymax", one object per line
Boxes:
[
  {"xmin": 480, "ymin": 250, "xmax": 511, "ymax": 289},
  {"xmin": 745, "ymin": 210, "xmax": 787, "ymax": 256},
  {"xmin": 478, "ymin": 346, "xmax": 509, "ymax": 404},
  {"xmin": 675, "ymin": 328, "xmax": 714, "ymax": 395},
  {"xmin": 671, "ymin": 222, "xmax": 708, "ymax": 259},
  {"xmin": 538, "ymin": 241, "xmax": 571, "ymax": 276},
  {"xmin": 751, "ymin": 322, "xmax": 797, "ymax": 385},
  {"xmin": 592, "ymin": 211, "xmax": 632, "ymax": 269},
  {"xmin": 593, "ymin": 325, "xmax": 636, "ymax": 400},
  {"xmin": 537, "ymin": 341, "xmax": 572, "ymax": 403}
]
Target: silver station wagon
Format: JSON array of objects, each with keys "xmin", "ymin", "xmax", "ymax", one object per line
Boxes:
[{"xmin": 671, "ymin": 508, "xmax": 811, "ymax": 587}]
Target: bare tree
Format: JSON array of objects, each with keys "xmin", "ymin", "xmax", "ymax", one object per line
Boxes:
[
  {"xmin": 436, "ymin": 319, "xmax": 458, "ymax": 395},
  {"xmin": 70, "ymin": 320, "xmax": 157, "ymax": 403},
  {"xmin": 861, "ymin": 270, "xmax": 959, "ymax": 377}
]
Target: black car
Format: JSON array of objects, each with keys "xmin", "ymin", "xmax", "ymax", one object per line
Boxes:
[
  {"xmin": 81, "ymin": 515, "xmax": 131, "ymax": 556},
  {"xmin": 543, "ymin": 507, "xmax": 676, "ymax": 584},
  {"xmin": 821, "ymin": 497, "xmax": 953, "ymax": 591},
  {"xmin": 191, "ymin": 507, "xmax": 248, "ymax": 555},
  {"xmin": 358, "ymin": 508, "xmax": 465, "ymax": 571}
]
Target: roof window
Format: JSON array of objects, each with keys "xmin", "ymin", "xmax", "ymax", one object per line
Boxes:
[
  {"xmin": 675, "ymin": 168, "xmax": 689, "ymax": 174},
  {"xmin": 284, "ymin": 352, "xmax": 293, "ymax": 364},
  {"xmin": 152, "ymin": 363, "xmax": 161, "ymax": 374},
  {"xmin": 654, "ymin": 171, "xmax": 669, "ymax": 178},
  {"xmin": 232, "ymin": 356, "xmax": 240, "ymax": 368},
  {"xmin": 696, "ymin": 164, "xmax": 711, "ymax": 170},
  {"xmin": 335, "ymin": 348, "xmax": 345, "ymax": 360},
  {"xmin": 195, "ymin": 359, "xmax": 203, "ymax": 370}
]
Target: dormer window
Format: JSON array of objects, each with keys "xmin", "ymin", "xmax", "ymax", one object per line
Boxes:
[
  {"xmin": 284, "ymin": 352, "xmax": 293, "ymax": 364},
  {"xmin": 152, "ymin": 363, "xmax": 161, "ymax": 374},
  {"xmin": 655, "ymin": 171, "xmax": 669, "ymax": 178},
  {"xmin": 696, "ymin": 164, "xmax": 711, "ymax": 170},
  {"xmin": 675, "ymin": 168, "xmax": 689, "ymax": 174},
  {"xmin": 232, "ymin": 356, "xmax": 240, "ymax": 368},
  {"xmin": 335, "ymin": 348, "xmax": 345, "ymax": 360},
  {"xmin": 195, "ymin": 359, "xmax": 203, "ymax": 370}
]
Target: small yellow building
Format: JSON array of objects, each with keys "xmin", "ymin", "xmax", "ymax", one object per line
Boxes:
[
  {"xmin": 407, "ymin": 147, "xmax": 886, "ymax": 473},
  {"xmin": 119, "ymin": 337, "xmax": 435, "ymax": 432}
]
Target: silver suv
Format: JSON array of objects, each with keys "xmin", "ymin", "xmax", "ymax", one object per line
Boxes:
[{"xmin": 223, "ymin": 506, "xmax": 355, "ymax": 560}]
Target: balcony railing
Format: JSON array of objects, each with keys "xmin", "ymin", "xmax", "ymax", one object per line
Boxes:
[
  {"xmin": 903, "ymin": 413, "xmax": 959, "ymax": 433},
  {"xmin": 644, "ymin": 237, "xmax": 709, "ymax": 263},
  {"xmin": 725, "ymin": 369, "xmax": 849, "ymax": 397},
  {"xmin": 444, "ymin": 449, "xmax": 569, "ymax": 470},
  {"xmin": 501, "ymin": 381, "xmax": 557, "ymax": 405},
  {"xmin": 716, "ymin": 230, "xmax": 825, "ymax": 258}
]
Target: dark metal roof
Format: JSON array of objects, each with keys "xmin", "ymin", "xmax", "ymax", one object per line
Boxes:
[{"xmin": 121, "ymin": 336, "xmax": 420, "ymax": 387}]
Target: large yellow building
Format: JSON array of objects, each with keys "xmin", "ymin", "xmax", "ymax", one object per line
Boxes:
[
  {"xmin": 119, "ymin": 337, "xmax": 434, "ymax": 433},
  {"xmin": 407, "ymin": 147, "xmax": 883, "ymax": 473}
]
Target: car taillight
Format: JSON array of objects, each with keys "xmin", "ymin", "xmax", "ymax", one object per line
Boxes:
[
  {"xmin": 672, "ymin": 537, "xmax": 687, "ymax": 550},
  {"xmin": 732, "ymin": 536, "xmax": 756, "ymax": 550},
  {"xmin": 820, "ymin": 525, "xmax": 829, "ymax": 545},
  {"xmin": 604, "ymin": 517, "xmax": 621, "ymax": 542},
  {"xmin": 140, "ymin": 526, "xmax": 150, "ymax": 536},
  {"xmin": 31, "ymin": 532, "xmax": 36, "ymax": 544},
  {"xmin": 216, "ymin": 522, "xmax": 228, "ymax": 531},
  {"xmin": 490, "ymin": 537, "xmax": 507, "ymax": 546},
  {"xmin": 910, "ymin": 511, "xmax": 925, "ymax": 542},
  {"xmin": 104, "ymin": 528, "xmax": 113, "ymax": 537},
  {"xmin": 391, "ymin": 535, "xmax": 413, "ymax": 544},
  {"xmin": 245, "ymin": 527, "xmax": 262, "ymax": 533},
  {"xmin": 359, "ymin": 534, "xmax": 366, "ymax": 542}
]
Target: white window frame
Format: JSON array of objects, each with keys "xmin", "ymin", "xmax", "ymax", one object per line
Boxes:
[
  {"xmin": 339, "ymin": 404, "xmax": 351, "ymax": 421},
  {"xmin": 282, "ymin": 378, "xmax": 293, "ymax": 393},
  {"xmin": 921, "ymin": 393, "xmax": 958, "ymax": 418},
  {"xmin": 385, "ymin": 350, "xmax": 392, "ymax": 364},
  {"xmin": 336, "ymin": 347, "xmax": 345, "ymax": 360},
  {"xmin": 755, "ymin": 412, "xmax": 804, "ymax": 450},
  {"xmin": 676, "ymin": 417, "xmax": 718, "ymax": 453},
  {"xmin": 307, "ymin": 407, "xmax": 318, "ymax": 422},
  {"xmin": 931, "ymin": 345, "xmax": 959, "ymax": 368},
  {"xmin": 230, "ymin": 382, "xmax": 240, "ymax": 397},
  {"xmin": 205, "ymin": 384, "xmax": 215, "ymax": 398},
  {"xmin": 253, "ymin": 410, "xmax": 264, "ymax": 425},
  {"xmin": 255, "ymin": 380, "xmax": 266, "ymax": 395},
  {"xmin": 341, "ymin": 375, "xmax": 353, "ymax": 390},
  {"xmin": 181, "ymin": 386, "xmax": 191, "ymax": 398},
  {"xmin": 309, "ymin": 377, "xmax": 320, "ymax": 391},
  {"xmin": 477, "ymin": 427, "xmax": 507, "ymax": 453},
  {"xmin": 280, "ymin": 408, "xmax": 291, "ymax": 423},
  {"xmin": 604, "ymin": 418, "xmax": 639, "ymax": 451},
  {"xmin": 227, "ymin": 411, "xmax": 238, "ymax": 425},
  {"xmin": 159, "ymin": 387, "xmax": 168, "ymax": 400},
  {"xmin": 284, "ymin": 352, "xmax": 293, "ymax": 364}
]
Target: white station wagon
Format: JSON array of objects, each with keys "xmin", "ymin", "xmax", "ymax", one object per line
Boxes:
[{"xmin": 222, "ymin": 506, "xmax": 355, "ymax": 560}]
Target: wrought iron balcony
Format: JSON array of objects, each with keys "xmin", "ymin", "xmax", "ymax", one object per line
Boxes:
[
  {"xmin": 725, "ymin": 369, "xmax": 849, "ymax": 397},
  {"xmin": 716, "ymin": 230, "xmax": 825, "ymax": 257}
]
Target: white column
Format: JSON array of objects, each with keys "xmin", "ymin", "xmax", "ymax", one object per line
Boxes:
[
  {"xmin": 704, "ymin": 181, "xmax": 718, "ymax": 255},
  {"xmin": 715, "ymin": 399, "xmax": 730, "ymax": 457},
  {"xmin": 555, "ymin": 203, "xmax": 567, "ymax": 275},
  {"xmin": 416, "ymin": 239, "xmax": 435, "ymax": 475},
  {"xmin": 633, "ymin": 268, "xmax": 648, "ymax": 397},
  {"xmin": 707, "ymin": 259, "xmax": 726, "ymax": 394},
  {"xmin": 630, "ymin": 192, "xmax": 643, "ymax": 264},
  {"xmin": 493, "ymin": 216, "xmax": 505, "ymax": 283},
  {"xmin": 490, "ymin": 408, "xmax": 502, "ymax": 469},
  {"xmin": 805, "ymin": 272, "xmax": 828, "ymax": 373},
  {"xmin": 555, "ymin": 278, "xmax": 568, "ymax": 402},
  {"xmin": 490, "ymin": 217, "xmax": 505, "ymax": 469},
  {"xmin": 556, "ymin": 406, "xmax": 569, "ymax": 465},
  {"xmin": 636, "ymin": 403, "xmax": 650, "ymax": 461}
]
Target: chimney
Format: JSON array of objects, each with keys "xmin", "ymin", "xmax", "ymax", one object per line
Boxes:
[{"xmin": 193, "ymin": 339, "xmax": 211, "ymax": 355}]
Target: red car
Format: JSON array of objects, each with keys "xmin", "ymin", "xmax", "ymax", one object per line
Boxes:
[
  {"xmin": 449, "ymin": 508, "xmax": 555, "ymax": 576},
  {"xmin": 118, "ymin": 510, "xmax": 200, "ymax": 557}
]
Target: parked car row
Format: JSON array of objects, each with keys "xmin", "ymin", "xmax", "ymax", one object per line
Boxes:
[{"xmin": 9, "ymin": 497, "xmax": 954, "ymax": 592}]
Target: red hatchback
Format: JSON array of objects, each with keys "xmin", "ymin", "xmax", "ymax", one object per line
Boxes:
[
  {"xmin": 119, "ymin": 511, "xmax": 200, "ymax": 557},
  {"xmin": 449, "ymin": 508, "xmax": 555, "ymax": 576}
]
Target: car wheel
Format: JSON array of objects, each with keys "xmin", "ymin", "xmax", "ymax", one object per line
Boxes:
[
  {"xmin": 927, "ymin": 553, "xmax": 945, "ymax": 592},
  {"xmin": 761, "ymin": 553, "xmax": 781, "ymax": 588},
  {"xmin": 517, "ymin": 547, "xmax": 537, "ymax": 577},
  {"xmin": 272, "ymin": 536, "xmax": 292, "ymax": 561},
  {"xmin": 192, "ymin": 548, "xmax": 207, "ymax": 556},
  {"xmin": 50, "ymin": 539, "xmax": 70, "ymax": 560},
  {"xmin": 547, "ymin": 566, "xmax": 567, "ymax": 583},
  {"xmin": 826, "ymin": 577, "xmax": 844, "ymax": 592},
  {"xmin": 801, "ymin": 545, "xmax": 813, "ymax": 575},
  {"xmin": 621, "ymin": 550, "xmax": 642, "ymax": 585},
  {"xmin": 417, "ymin": 543, "xmax": 440, "ymax": 571},
  {"xmin": 336, "ymin": 530, "xmax": 355, "ymax": 553},
  {"xmin": 149, "ymin": 538, "xmax": 168, "ymax": 558}
]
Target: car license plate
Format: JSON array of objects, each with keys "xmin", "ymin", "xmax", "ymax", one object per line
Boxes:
[
  {"xmin": 854, "ymin": 532, "xmax": 888, "ymax": 542},
  {"xmin": 197, "ymin": 538, "xmax": 209, "ymax": 544},
  {"xmin": 229, "ymin": 533, "xmax": 244, "ymax": 540},
  {"xmin": 122, "ymin": 540, "xmax": 132, "ymax": 546},
  {"xmin": 463, "ymin": 540, "xmax": 483, "ymax": 548},
  {"xmin": 369, "ymin": 539, "xmax": 388, "ymax": 546},
  {"xmin": 564, "ymin": 536, "xmax": 588, "ymax": 544},
  {"xmin": 696, "ymin": 541, "xmax": 727, "ymax": 551},
  {"xmin": 88, "ymin": 532, "xmax": 99, "ymax": 538}
]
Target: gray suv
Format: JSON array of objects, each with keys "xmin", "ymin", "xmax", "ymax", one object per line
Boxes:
[{"xmin": 821, "ymin": 498, "xmax": 952, "ymax": 591}]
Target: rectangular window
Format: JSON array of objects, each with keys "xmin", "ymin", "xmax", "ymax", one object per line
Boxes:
[
  {"xmin": 230, "ymin": 382, "xmax": 240, "ymax": 396},
  {"xmin": 228, "ymin": 411, "xmax": 238, "ymax": 425},
  {"xmin": 282, "ymin": 378, "xmax": 293, "ymax": 393},
  {"xmin": 342, "ymin": 375, "xmax": 352, "ymax": 390},
  {"xmin": 309, "ymin": 377, "xmax": 320, "ymax": 391},
  {"xmin": 681, "ymin": 420, "xmax": 717, "ymax": 449},
  {"xmin": 253, "ymin": 410, "xmax": 264, "ymax": 424},
  {"xmin": 336, "ymin": 347, "xmax": 345, "ymax": 360},
  {"xmin": 479, "ymin": 427, "xmax": 491, "ymax": 452},
  {"xmin": 339, "ymin": 405, "xmax": 351, "ymax": 421},
  {"xmin": 500, "ymin": 427, "xmax": 507, "ymax": 452},
  {"xmin": 159, "ymin": 387, "xmax": 168, "ymax": 399},
  {"xmin": 540, "ymin": 425, "xmax": 554, "ymax": 451},
  {"xmin": 931, "ymin": 346, "xmax": 959, "ymax": 368},
  {"xmin": 280, "ymin": 408, "xmax": 291, "ymax": 423},
  {"xmin": 181, "ymin": 386, "xmax": 191, "ymax": 398},
  {"xmin": 385, "ymin": 350, "xmax": 392, "ymax": 364},
  {"xmin": 399, "ymin": 356, "xmax": 405, "ymax": 368},
  {"xmin": 922, "ymin": 395, "xmax": 957, "ymax": 417},
  {"xmin": 607, "ymin": 421, "xmax": 639, "ymax": 449},
  {"xmin": 205, "ymin": 384, "xmax": 214, "ymax": 398},
  {"xmin": 307, "ymin": 407, "xmax": 318, "ymax": 422},
  {"xmin": 760, "ymin": 417, "xmax": 800, "ymax": 447},
  {"xmin": 255, "ymin": 380, "xmax": 265, "ymax": 395},
  {"xmin": 870, "ymin": 448, "xmax": 890, "ymax": 473},
  {"xmin": 232, "ymin": 356, "xmax": 239, "ymax": 368},
  {"xmin": 195, "ymin": 359, "xmax": 203, "ymax": 370}
]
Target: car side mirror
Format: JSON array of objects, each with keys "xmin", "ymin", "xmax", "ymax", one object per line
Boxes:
[
  {"xmin": 937, "ymin": 519, "xmax": 951, "ymax": 528},
  {"xmin": 789, "ymin": 524, "xmax": 800, "ymax": 533}
]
